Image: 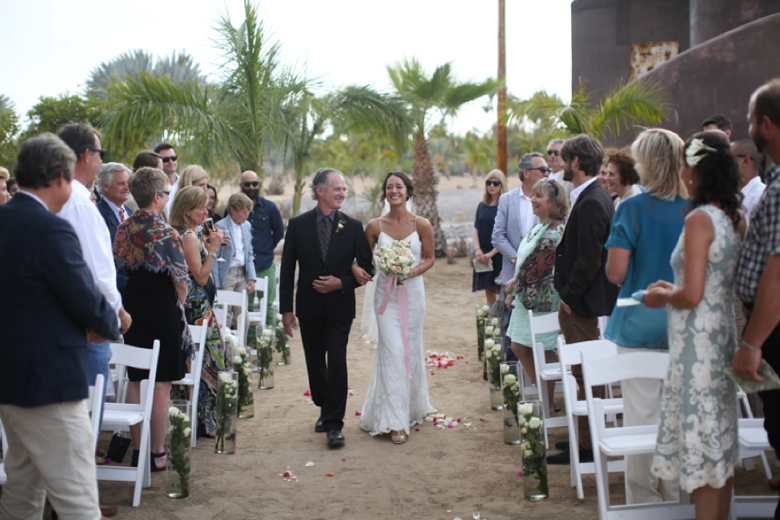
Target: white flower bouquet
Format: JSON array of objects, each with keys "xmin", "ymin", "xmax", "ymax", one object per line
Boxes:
[
  {"xmin": 233, "ymin": 347, "xmax": 254, "ymax": 419},
  {"xmin": 374, "ymin": 239, "xmax": 416, "ymax": 285}
]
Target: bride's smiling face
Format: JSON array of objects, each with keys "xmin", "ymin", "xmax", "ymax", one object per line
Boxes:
[{"xmin": 384, "ymin": 175, "xmax": 408, "ymax": 206}]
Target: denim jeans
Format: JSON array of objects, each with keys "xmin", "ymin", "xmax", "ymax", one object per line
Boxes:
[{"xmin": 88, "ymin": 340, "xmax": 111, "ymax": 433}]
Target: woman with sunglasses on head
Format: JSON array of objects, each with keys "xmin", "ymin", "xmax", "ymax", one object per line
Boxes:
[
  {"xmin": 169, "ymin": 186, "xmax": 228, "ymax": 439},
  {"xmin": 504, "ymin": 178, "xmax": 568, "ymax": 417},
  {"xmin": 603, "ymin": 128, "xmax": 689, "ymax": 505},
  {"xmin": 644, "ymin": 131, "xmax": 745, "ymax": 519},
  {"xmin": 472, "ymin": 170, "xmax": 507, "ymax": 305}
]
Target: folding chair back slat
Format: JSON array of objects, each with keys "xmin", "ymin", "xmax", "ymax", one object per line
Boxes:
[{"xmin": 173, "ymin": 324, "xmax": 208, "ymax": 447}]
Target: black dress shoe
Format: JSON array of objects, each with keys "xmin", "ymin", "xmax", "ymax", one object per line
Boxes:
[
  {"xmin": 327, "ymin": 429, "xmax": 345, "ymax": 448},
  {"xmin": 555, "ymin": 440, "xmax": 569, "ymax": 451},
  {"xmin": 315, "ymin": 417, "xmax": 325, "ymax": 433},
  {"xmin": 547, "ymin": 446, "xmax": 594, "ymax": 465}
]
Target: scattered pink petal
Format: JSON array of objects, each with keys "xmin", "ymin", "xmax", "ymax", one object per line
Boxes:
[
  {"xmin": 490, "ymin": 442, "xmax": 495, "ymax": 446},
  {"xmin": 341, "ymin": 458, "xmax": 346, "ymax": 462},
  {"xmin": 516, "ymin": 471, "xmax": 523, "ymax": 477},
  {"xmin": 459, "ymin": 428, "xmax": 464, "ymax": 431},
  {"xmin": 354, "ymin": 411, "xmax": 362, "ymax": 416},
  {"xmin": 480, "ymin": 418, "xmax": 487, "ymax": 422},
  {"xmin": 303, "ymin": 390, "xmax": 311, "ymax": 396},
  {"xmin": 465, "ymin": 361, "xmax": 469, "ymax": 364},
  {"xmin": 415, "ymin": 428, "xmax": 420, "ymax": 432}
]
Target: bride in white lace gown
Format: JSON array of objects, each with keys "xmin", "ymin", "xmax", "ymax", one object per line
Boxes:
[{"xmin": 353, "ymin": 172, "xmax": 436, "ymax": 444}]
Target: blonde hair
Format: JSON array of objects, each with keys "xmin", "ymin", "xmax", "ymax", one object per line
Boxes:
[
  {"xmin": 0, "ymin": 167, "xmax": 8, "ymax": 180},
  {"xmin": 631, "ymin": 129, "xmax": 688, "ymax": 200},
  {"xmin": 227, "ymin": 193, "xmax": 254, "ymax": 212},
  {"xmin": 169, "ymin": 186, "xmax": 208, "ymax": 230},
  {"xmin": 179, "ymin": 165, "xmax": 209, "ymax": 188},
  {"xmin": 532, "ymin": 178, "xmax": 569, "ymax": 220},
  {"xmin": 482, "ymin": 169, "xmax": 507, "ymax": 205}
]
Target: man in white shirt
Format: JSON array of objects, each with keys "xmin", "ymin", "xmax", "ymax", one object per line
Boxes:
[
  {"xmin": 214, "ymin": 193, "xmax": 257, "ymax": 327},
  {"xmin": 731, "ymin": 139, "xmax": 766, "ymax": 217},
  {"xmin": 546, "ymin": 138, "xmax": 574, "ymax": 196},
  {"xmin": 491, "ymin": 152, "xmax": 547, "ymax": 358},
  {"xmin": 56, "ymin": 123, "xmax": 130, "ymax": 518},
  {"xmin": 155, "ymin": 143, "xmax": 179, "ymax": 216}
]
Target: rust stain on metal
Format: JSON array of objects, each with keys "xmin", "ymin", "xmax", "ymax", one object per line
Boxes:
[{"xmin": 630, "ymin": 41, "xmax": 680, "ymax": 79}]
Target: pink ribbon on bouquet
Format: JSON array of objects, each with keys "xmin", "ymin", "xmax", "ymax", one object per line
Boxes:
[{"xmin": 377, "ymin": 274, "xmax": 413, "ymax": 379}]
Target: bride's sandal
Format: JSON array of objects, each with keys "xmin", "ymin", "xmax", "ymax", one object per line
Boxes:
[{"xmin": 391, "ymin": 431, "xmax": 407, "ymax": 445}]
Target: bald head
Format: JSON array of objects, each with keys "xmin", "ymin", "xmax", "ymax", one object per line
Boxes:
[
  {"xmin": 240, "ymin": 170, "xmax": 260, "ymax": 201},
  {"xmin": 731, "ymin": 139, "xmax": 762, "ymax": 188}
]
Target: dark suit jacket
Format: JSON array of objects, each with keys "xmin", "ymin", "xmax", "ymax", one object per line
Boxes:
[
  {"xmin": 554, "ymin": 180, "xmax": 620, "ymax": 318},
  {"xmin": 0, "ymin": 193, "xmax": 120, "ymax": 408},
  {"xmin": 280, "ymin": 209, "xmax": 373, "ymax": 321},
  {"xmin": 96, "ymin": 198, "xmax": 133, "ymax": 292}
]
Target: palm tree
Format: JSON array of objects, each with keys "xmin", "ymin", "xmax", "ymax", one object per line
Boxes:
[
  {"xmin": 507, "ymin": 78, "xmax": 669, "ymax": 143},
  {"xmin": 387, "ymin": 59, "xmax": 498, "ymax": 256},
  {"xmin": 0, "ymin": 95, "xmax": 19, "ymax": 168},
  {"xmin": 87, "ymin": 49, "xmax": 203, "ymax": 99},
  {"xmin": 276, "ymin": 85, "xmax": 408, "ymax": 215}
]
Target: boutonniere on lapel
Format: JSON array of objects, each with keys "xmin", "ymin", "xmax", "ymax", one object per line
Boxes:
[{"xmin": 335, "ymin": 219, "xmax": 346, "ymax": 233}]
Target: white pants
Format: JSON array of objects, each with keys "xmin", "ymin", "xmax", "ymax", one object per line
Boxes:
[
  {"xmin": 618, "ymin": 346, "xmax": 680, "ymax": 504},
  {"xmin": 0, "ymin": 400, "xmax": 100, "ymax": 520},
  {"xmin": 222, "ymin": 265, "xmax": 248, "ymax": 328}
]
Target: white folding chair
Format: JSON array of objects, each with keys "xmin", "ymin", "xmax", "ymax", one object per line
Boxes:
[
  {"xmin": 88, "ymin": 374, "xmax": 106, "ymax": 451},
  {"xmin": 217, "ymin": 289, "xmax": 248, "ymax": 343},
  {"xmin": 733, "ymin": 418, "xmax": 777, "ymax": 518},
  {"xmin": 0, "ymin": 419, "xmax": 7, "ymax": 485},
  {"xmin": 274, "ymin": 264, "xmax": 280, "ymax": 310},
  {"xmin": 559, "ymin": 337, "xmax": 624, "ymax": 499},
  {"xmin": 97, "ymin": 340, "xmax": 160, "ymax": 507},
  {"xmin": 527, "ymin": 310, "xmax": 566, "ymax": 448},
  {"xmin": 247, "ymin": 277, "xmax": 269, "ymax": 333},
  {"xmin": 583, "ymin": 350, "xmax": 694, "ymax": 519},
  {"xmin": 735, "ymin": 387, "xmax": 773, "ymax": 478},
  {"xmin": 173, "ymin": 323, "xmax": 208, "ymax": 448}
]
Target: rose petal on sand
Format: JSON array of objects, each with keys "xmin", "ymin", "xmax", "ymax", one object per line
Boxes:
[
  {"xmin": 516, "ymin": 471, "xmax": 523, "ymax": 477},
  {"xmin": 355, "ymin": 411, "xmax": 362, "ymax": 416},
  {"xmin": 303, "ymin": 390, "xmax": 311, "ymax": 396},
  {"xmin": 305, "ymin": 461, "xmax": 314, "ymax": 467},
  {"xmin": 325, "ymin": 472, "xmax": 334, "ymax": 477}
]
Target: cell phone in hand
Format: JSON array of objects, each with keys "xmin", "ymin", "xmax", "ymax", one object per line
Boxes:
[{"xmin": 204, "ymin": 218, "xmax": 215, "ymax": 234}]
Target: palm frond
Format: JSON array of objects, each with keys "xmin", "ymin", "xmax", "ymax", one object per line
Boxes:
[{"xmin": 589, "ymin": 77, "xmax": 669, "ymax": 140}]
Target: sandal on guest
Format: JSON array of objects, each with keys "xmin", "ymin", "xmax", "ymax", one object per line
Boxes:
[
  {"xmin": 391, "ymin": 431, "xmax": 407, "ymax": 445},
  {"xmin": 150, "ymin": 452, "xmax": 166, "ymax": 473}
]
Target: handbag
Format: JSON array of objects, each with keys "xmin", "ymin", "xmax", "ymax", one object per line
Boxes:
[{"xmin": 106, "ymin": 433, "xmax": 131, "ymax": 463}]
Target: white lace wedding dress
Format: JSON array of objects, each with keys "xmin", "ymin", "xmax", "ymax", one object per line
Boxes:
[{"xmin": 360, "ymin": 227, "xmax": 435, "ymax": 436}]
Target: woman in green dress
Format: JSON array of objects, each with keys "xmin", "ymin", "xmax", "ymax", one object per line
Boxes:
[{"xmin": 505, "ymin": 178, "xmax": 569, "ymax": 417}]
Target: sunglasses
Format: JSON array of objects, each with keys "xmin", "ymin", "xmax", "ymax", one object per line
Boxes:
[
  {"xmin": 485, "ymin": 180, "xmax": 502, "ymax": 187},
  {"xmin": 89, "ymin": 148, "xmax": 106, "ymax": 160},
  {"xmin": 161, "ymin": 155, "xmax": 178, "ymax": 163},
  {"xmin": 531, "ymin": 167, "xmax": 553, "ymax": 175},
  {"xmin": 242, "ymin": 181, "xmax": 259, "ymax": 188},
  {"xmin": 547, "ymin": 149, "xmax": 560, "ymax": 157}
]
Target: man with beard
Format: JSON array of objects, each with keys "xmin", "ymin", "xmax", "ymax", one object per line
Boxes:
[
  {"xmin": 733, "ymin": 79, "xmax": 780, "ymax": 519},
  {"xmin": 240, "ymin": 170, "xmax": 284, "ymax": 325},
  {"xmin": 548, "ymin": 134, "xmax": 619, "ymax": 466}
]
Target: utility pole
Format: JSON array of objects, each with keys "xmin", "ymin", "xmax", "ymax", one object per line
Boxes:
[{"xmin": 497, "ymin": 0, "xmax": 508, "ymax": 175}]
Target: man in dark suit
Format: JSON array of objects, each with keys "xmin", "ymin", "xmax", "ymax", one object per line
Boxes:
[
  {"xmin": 548, "ymin": 134, "xmax": 619, "ymax": 465},
  {"xmin": 281, "ymin": 168, "xmax": 374, "ymax": 448},
  {"xmin": 0, "ymin": 133, "xmax": 120, "ymax": 519},
  {"xmin": 96, "ymin": 162, "xmax": 134, "ymax": 292}
]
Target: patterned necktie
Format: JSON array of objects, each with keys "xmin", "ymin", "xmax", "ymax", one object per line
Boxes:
[
  {"xmin": 320, "ymin": 217, "xmax": 331, "ymax": 259},
  {"xmin": 119, "ymin": 207, "xmax": 125, "ymax": 221}
]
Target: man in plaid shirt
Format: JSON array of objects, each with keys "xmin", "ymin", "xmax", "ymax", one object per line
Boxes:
[{"xmin": 734, "ymin": 81, "xmax": 780, "ymax": 516}]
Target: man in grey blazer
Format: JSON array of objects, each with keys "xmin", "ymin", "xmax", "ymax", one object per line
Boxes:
[
  {"xmin": 214, "ymin": 193, "xmax": 257, "ymax": 327},
  {"xmin": 491, "ymin": 153, "xmax": 548, "ymax": 357}
]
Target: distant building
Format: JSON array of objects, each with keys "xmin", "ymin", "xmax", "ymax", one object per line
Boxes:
[{"xmin": 572, "ymin": 0, "xmax": 780, "ymax": 143}]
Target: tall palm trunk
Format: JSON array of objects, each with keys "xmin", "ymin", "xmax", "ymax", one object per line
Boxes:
[{"xmin": 412, "ymin": 131, "xmax": 447, "ymax": 257}]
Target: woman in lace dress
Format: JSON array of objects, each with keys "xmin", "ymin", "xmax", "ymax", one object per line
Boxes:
[
  {"xmin": 353, "ymin": 172, "xmax": 436, "ymax": 444},
  {"xmin": 645, "ymin": 131, "xmax": 746, "ymax": 519}
]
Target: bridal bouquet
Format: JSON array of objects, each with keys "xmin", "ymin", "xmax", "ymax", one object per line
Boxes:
[{"xmin": 375, "ymin": 240, "xmax": 416, "ymax": 285}]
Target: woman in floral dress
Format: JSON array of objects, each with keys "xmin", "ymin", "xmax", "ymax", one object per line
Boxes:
[
  {"xmin": 645, "ymin": 131, "xmax": 746, "ymax": 519},
  {"xmin": 170, "ymin": 186, "xmax": 228, "ymax": 437},
  {"xmin": 505, "ymin": 178, "xmax": 568, "ymax": 417}
]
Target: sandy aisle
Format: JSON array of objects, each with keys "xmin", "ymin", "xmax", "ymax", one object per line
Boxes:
[{"xmin": 95, "ymin": 258, "xmax": 773, "ymax": 519}]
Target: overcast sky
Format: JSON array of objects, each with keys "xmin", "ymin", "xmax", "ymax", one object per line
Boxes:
[{"xmin": 0, "ymin": 0, "xmax": 573, "ymax": 135}]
